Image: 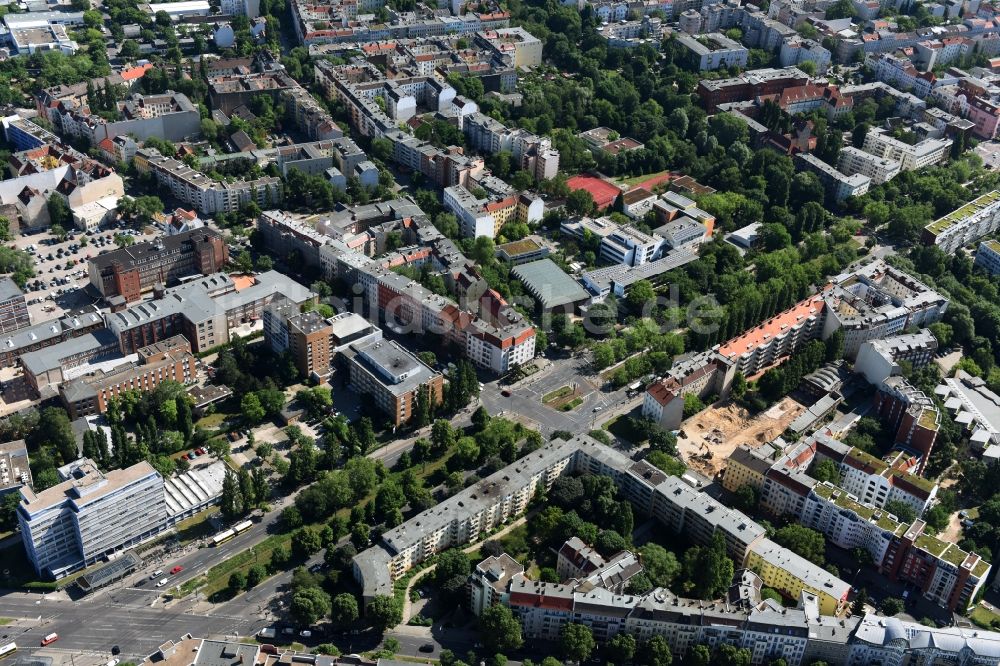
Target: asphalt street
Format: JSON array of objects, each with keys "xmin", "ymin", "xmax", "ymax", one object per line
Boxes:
[
  {"xmin": 480, "ymin": 353, "xmax": 640, "ymax": 436},
  {"xmin": 0, "ymin": 400, "xmax": 485, "ymax": 662},
  {"xmin": 0, "ymin": 591, "xmax": 261, "ymax": 661}
]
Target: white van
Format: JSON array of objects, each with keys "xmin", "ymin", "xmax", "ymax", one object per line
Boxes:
[{"xmin": 155, "ymin": 578, "xmax": 169, "ymax": 588}]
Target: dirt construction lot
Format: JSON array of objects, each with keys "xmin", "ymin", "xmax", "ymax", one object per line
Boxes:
[{"xmin": 676, "ymin": 396, "xmax": 807, "ymax": 479}]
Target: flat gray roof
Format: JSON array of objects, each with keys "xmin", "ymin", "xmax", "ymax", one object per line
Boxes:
[
  {"xmin": 0, "ymin": 277, "xmax": 23, "ymax": 302},
  {"xmin": 21, "ymin": 328, "xmax": 118, "ymax": 376},
  {"xmin": 512, "ymin": 259, "xmax": 590, "ymax": 309}
]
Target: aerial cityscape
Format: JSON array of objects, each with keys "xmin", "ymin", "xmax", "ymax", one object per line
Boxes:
[{"xmin": 2, "ymin": 0, "xmax": 1000, "ymax": 663}]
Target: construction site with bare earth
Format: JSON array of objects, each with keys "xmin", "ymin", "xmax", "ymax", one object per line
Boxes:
[{"xmin": 676, "ymin": 396, "xmax": 808, "ymax": 479}]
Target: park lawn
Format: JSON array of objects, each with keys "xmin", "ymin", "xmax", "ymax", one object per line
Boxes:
[
  {"xmin": 195, "ymin": 397, "xmax": 241, "ymax": 429},
  {"xmin": 0, "ymin": 543, "xmax": 56, "ymax": 591},
  {"xmin": 970, "ymin": 603, "xmax": 1000, "ymax": 629},
  {"xmin": 560, "ymin": 397, "xmax": 583, "ymax": 411},
  {"xmin": 604, "ymin": 414, "xmax": 646, "ymax": 445},
  {"xmin": 188, "ymin": 454, "xmax": 454, "ymax": 600},
  {"xmin": 618, "ymin": 169, "xmax": 670, "ymax": 188},
  {"xmin": 496, "ymin": 524, "xmax": 530, "ymax": 560},
  {"xmin": 174, "ymin": 507, "xmax": 220, "ymax": 544},
  {"xmin": 542, "ymin": 385, "xmax": 574, "ymax": 404}
]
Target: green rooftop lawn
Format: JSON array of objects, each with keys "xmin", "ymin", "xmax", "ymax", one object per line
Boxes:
[{"xmin": 927, "ymin": 190, "xmax": 1000, "ymax": 234}]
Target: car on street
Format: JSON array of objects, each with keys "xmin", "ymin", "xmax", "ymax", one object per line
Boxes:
[
  {"xmin": 170, "ymin": 565, "xmax": 183, "ymax": 574},
  {"xmin": 419, "ymin": 644, "xmax": 434, "ymax": 653},
  {"xmin": 150, "ymin": 570, "xmax": 163, "ymax": 579},
  {"xmin": 41, "ymin": 633, "xmax": 59, "ymax": 646}
]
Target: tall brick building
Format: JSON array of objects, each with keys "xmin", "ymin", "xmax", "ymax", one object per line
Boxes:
[{"xmin": 87, "ymin": 229, "xmax": 228, "ymax": 303}]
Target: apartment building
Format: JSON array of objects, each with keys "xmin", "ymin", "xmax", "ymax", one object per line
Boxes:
[
  {"xmin": 697, "ymin": 67, "xmax": 810, "ymax": 112},
  {"xmin": 260, "ymin": 204, "xmax": 536, "ymax": 375},
  {"xmin": 474, "ymin": 27, "xmax": 542, "ymax": 67},
  {"xmin": 0, "ymin": 278, "xmax": 29, "ymax": 334},
  {"xmin": 866, "ymin": 52, "xmax": 937, "ymax": 98},
  {"xmin": 735, "ymin": 429, "xmax": 981, "ymax": 612},
  {"xmin": 463, "ymin": 112, "xmax": 560, "ymax": 181},
  {"xmin": 862, "ymin": 127, "xmax": 951, "ymax": 172},
  {"xmin": 133, "ymin": 147, "xmax": 281, "ymax": 215},
  {"xmin": 936, "ymin": 369, "xmax": 1000, "ymax": 450},
  {"xmin": 805, "ymin": 484, "xmax": 988, "ymax": 612},
  {"xmin": 353, "ymin": 438, "xmax": 580, "ymax": 603},
  {"xmin": 855, "ymin": 329, "xmax": 938, "ymax": 385},
  {"xmin": 0, "ymin": 440, "xmax": 32, "ymax": 495},
  {"xmin": 106, "ymin": 271, "xmax": 314, "ymax": 354},
  {"xmin": 718, "ymin": 296, "xmax": 826, "ymax": 377},
  {"xmin": 836, "ymin": 146, "xmax": 901, "ymax": 184},
  {"xmin": 442, "ymin": 185, "xmax": 543, "ymax": 238},
  {"xmin": 923, "ymin": 190, "xmax": 1000, "ymax": 254},
  {"xmin": 347, "ymin": 339, "xmax": 443, "ymax": 426},
  {"xmin": 477, "ymin": 545, "xmax": 865, "ymax": 666},
  {"xmin": 21, "ymin": 329, "xmax": 121, "ymax": 399},
  {"xmin": 744, "ymin": 539, "xmax": 850, "ymax": 615},
  {"xmin": 287, "ymin": 311, "xmax": 334, "ymax": 380},
  {"xmin": 721, "ymin": 442, "xmax": 782, "ymax": 494},
  {"xmin": 676, "ymin": 33, "xmax": 749, "ymax": 70},
  {"xmin": 975, "ymin": 238, "xmax": 1000, "ymax": 275},
  {"xmin": 795, "ymin": 153, "xmax": 871, "ymax": 202},
  {"xmin": 822, "ymin": 259, "xmax": 948, "ymax": 358},
  {"xmin": 59, "ymin": 336, "xmax": 196, "ymax": 418},
  {"xmin": 469, "ymin": 553, "xmax": 523, "ymax": 616},
  {"xmin": 877, "ymin": 379, "xmax": 941, "ymax": 476},
  {"xmin": 353, "ymin": 434, "xmax": 851, "ymax": 621},
  {"xmin": 643, "ymin": 350, "xmax": 736, "ymax": 430},
  {"xmin": 47, "ymin": 91, "xmax": 200, "ymax": 144},
  {"xmin": 18, "ymin": 459, "xmax": 166, "ymax": 578},
  {"xmin": 88, "ymin": 229, "xmax": 228, "ymax": 303}
]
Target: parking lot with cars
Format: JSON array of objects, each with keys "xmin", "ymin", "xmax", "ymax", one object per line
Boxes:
[{"xmin": 12, "ymin": 226, "xmax": 158, "ymax": 323}]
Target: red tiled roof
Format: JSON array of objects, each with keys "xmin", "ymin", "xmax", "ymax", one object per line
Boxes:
[
  {"xmin": 719, "ymin": 296, "xmax": 825, "ymax": 359},
  {"xmin": 121, "ymin": 63, "xmax": 154, "ymax": 81}
]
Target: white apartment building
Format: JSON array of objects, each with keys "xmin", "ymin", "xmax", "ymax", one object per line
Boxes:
[
  {"xmin": 837, "ymin": 146, "xmax": 901, "ymax": 185},
  {"xmin": 463, "ymin": 112, "xmax": 560, "ymax": 180},
  {"xmin": 924, "ymin": 190, "xmax": 1000, "ymax": 254},
  {"xmin": 862, "ymin": 127, "xmax": 951, "ymax": 172},
  {"xmin": 134, "ymin": 147, "xmax": 281, "ymax": 215},
  {"xmin": 18, "ymin": 459, "xmax": 166, "ymax": 578},
  {"xmin": 975, "ymin": 239, "xmax": 1000, "ymax": 275},
  {"xmin": 718, "ymin": 296, "xmax": 826, "ymax": 377},
  {"xmin": 855, "ymin": 329, "xmax": 938, "ymax": 385},
  {"xmin": 795, "ymin": 153, "xmax": 871, "ymax": 202},
  {"xmin": 600, "ymin": 225, "xmax": 666, "ymax": 266}
]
